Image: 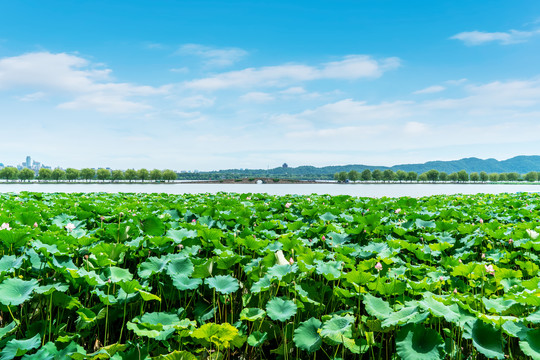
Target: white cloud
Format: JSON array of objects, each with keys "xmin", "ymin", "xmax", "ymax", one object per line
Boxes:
[
  {"xmin": 184, "ymin": 55, "xmax": 400, "ymax": 91},
  {"xmin": 178, "ymin": 44, "xmax": 247, "ymax": 67},
  {"xmin": 239, "ymin": 92, "xmax": 275, "ymax": 103},
  {"xmin": 445, "ymin": 78, "xmax": 468, "ymax": 85},
  {"xmin": 451, "ymin": 29, "xmax": 540, "ymax": 45},
  {"xmin": 17, "ymin": 91, "xmax": 46, "ymax": 102},
  {"xmin": 178, "ymin": 95, "xmax": 215, "ymax": 108},
  {"xmin": 0, "ymin": 51, "xmax": 169, "ymax": 113},
  {"xmin": 279, "ymin": 87, "xmax": 307, "ymax": 95},
  {"xmin": 413, "ymin": 85, "xmax": 446, "ymax": 94},
  {"xmin": 170, "ymin": 67, "xmax": 189, "ymax": 73}
]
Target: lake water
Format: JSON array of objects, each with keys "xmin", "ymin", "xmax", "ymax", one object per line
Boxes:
[{"xmin": 0, "ymin": 182, "xmax": 539, "ymax": 197}]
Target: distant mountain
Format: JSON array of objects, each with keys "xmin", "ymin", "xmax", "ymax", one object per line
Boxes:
[{"xmin": 178, "ymin": 156, "xmax": 540, "ymax": 180}]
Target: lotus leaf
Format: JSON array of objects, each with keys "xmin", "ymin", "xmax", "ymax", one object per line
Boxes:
[
  {"xmin": 396, "ymin": 324, "xmax": 445, "ymax": 360},
  {"xmin": 266, "ymin": 298, "xmax": 297, "ymax": 322},
  {"xmin": 247, "ymin": 331, "xmax": 268, "ymax": 347},
  {"xmin": 0, "ymin": 278, "xmax": 38, "ymax": 306},
  {"xmin": 171, "ymin": 275, "xmax": 202, "ymax": 291},
  {"xmin": 206, "ymin": 275, "xmax": 239, "ymax": 294},
  {"xmin": 320, "ymin": 314, "xmax": 354, "ymax": 344},
  {"xmin": 239, "ymin": 307, "xmax": 266, "ymax": 321},
  {"xmin": 293, "ymin": 318, "xmax": 322, "ymax": 353},
  {"xmin": 0, "ymin": 334, "xmax": 41, "ymax": 360},
  {"xmin": 191, "ymin": 322, "xmax": 238, "ymax": 350},
  {"xmin": 463, "ymin": 320, "xmax": 505, "ymax": 359}
]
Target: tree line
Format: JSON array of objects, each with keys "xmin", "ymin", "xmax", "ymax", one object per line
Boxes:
[
  {"xmin": 333, "ymin": 169, "xmax": 540, "ymax": 183},
  {"xmin": 0, "ymin": 167, "xmax": 178, "ymax": 182}
]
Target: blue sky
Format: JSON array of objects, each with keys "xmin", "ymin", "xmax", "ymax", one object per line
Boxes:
[{"xmin": 1, "ymin": 1, "xmax": 540, "ymax": 170}]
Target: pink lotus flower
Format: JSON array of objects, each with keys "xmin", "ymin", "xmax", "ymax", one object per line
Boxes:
[
  {"xmin": 485, "ymin": 264, "xmax": 495, "ymax": 275},
  {"xmin": 375, "ymin": 262, "xmax": 383, "ymax": 271},
  {"xmin": 453, "ymin": 288, "xmax": 458, "ymax": 294},
  {"xmin": 439, "ymin": 276, "xmax": 444, "ymax": 281},
  {"xmin": 285, "ymin": 202, "xmax": 292, "ymax": 208},
  {"xmin": 0, "ymin": 223, "xmax": 11, "ymax": 231},
  {"xmin": 509, "ymin": 238, "xmax": 513, "ymax": 244},
  {"xmin": 192, "ymin": 219, "xmax": 196, "ymax": 223},
  {"xmin": 65, "ymin": 223, "xmax": 76, "ymax": 232},
  {"xmin": 481, "ymin": 253, "xmax": 485, "ymax": 259},
  {"xmin": 178, "ymin": 244, "xmax": 184, "ymax": 250},
  {"xmin": 479, "ymin": 219, "xmax": 484, "ymax": 224},
  {"xmin": 395, "ymin": 208, "xmax": 401, "ymax": 214},
  {"xmin": 321, "ymin": 235, "xmax": 326, "ymax": 241},
  {"xmin": 33, "ymin": 222, "xmax": 38, "ymax": 228},
  {"xmin": 289, "ymin": 257, "xmax": 294, "ymax": 265}
]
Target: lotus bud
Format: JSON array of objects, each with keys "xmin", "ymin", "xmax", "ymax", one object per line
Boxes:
[
  {"xmin": 439, "ymin": 276, "xmax": 444, "ymax": 281},
  {"xmin": 108, "ymin": 279, "xmax": 112, "ymax": 283},
  {"xmin": 454, "ymin": 288, "xmax": 458, "ymax": 294},
  {"xmin": 289, "ymin": 257, "xmax": 294, "ymax": 265},
  {"xmin": 33, "ymin": 222, "xmax": 38, "ymax": 228},
  {"xmin": 508, "ymin": 238, "xmax": 513, "ymax": 244},
  {"xmin": 84, "ymin": 254, "xmax": 89, "ymax": 260},
  {"xmin": 479, "ymin": 219, "xmax": 483, "ymax": 224},
  {"xmin": 178, "ymin": 244, "xmax": 184, "ymax": 250},
  {"xmin": 458, "ymin": 259, "xmax": 462, "ymax": 263},
  {"xmin": 322, "ymin": 235, "xmax": 326, "ymax": 241},
  {"xmin": 285, "ymin": 202, "xmax": 292, "ymax": 208},
  {"xmin": 375, "ymin": 262, "xmax": 383, "ymax": 271},
  {"xmin": 192, "ymin": 219, "xmax": 196, "ymax": 223},
  {"xmin": 100, "ymin": 216, "xmax": 105, "ymax": 221},
  {"xmin": 481, "ymin": 253, "xmax": 485, "ymax": 259}
]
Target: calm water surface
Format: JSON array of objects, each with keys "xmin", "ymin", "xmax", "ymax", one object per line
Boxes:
[{"xmin": 0, "ymin": 183, "xmax": 539, "ymax": 197}]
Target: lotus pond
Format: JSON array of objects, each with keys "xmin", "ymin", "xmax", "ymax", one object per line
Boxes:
[{"xmin": 0, "ymin": 191, "xmax": 540, "ymax": 359}]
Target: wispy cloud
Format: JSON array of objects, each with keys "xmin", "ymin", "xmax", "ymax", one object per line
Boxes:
[
  {"xmin": 184, "ymin": 55, "xmax": 400, "ymax": 91},
  {"xmin": 0, "ymin": 51, "xmax": 169, "ymax": 113},
  {"xmin": 413, "ymin": 85, "xmax": 446, "ymax": 95},
  {"xmin": 451, "ymin": 29, "xmax": 540, "ymax": 45},
  {"xmin": 177, "ymin": 44, "xmax": 247, "ymax": 67}
]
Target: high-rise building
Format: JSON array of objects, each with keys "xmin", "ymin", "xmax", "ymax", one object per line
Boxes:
[{"xmin": 26, "ymin": 156, "xmax": 31, "ymax": 168}]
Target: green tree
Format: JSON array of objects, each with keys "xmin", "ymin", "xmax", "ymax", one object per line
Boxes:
[
  {"xmin": 81, "ymin": 168, "xmax": 96, "ymax": 182},
  {"xmin": 382, "ymin": 169, "xmax": 395, "ymax": 182},
  {"xmin": 51, "ymin": 168, "xmax": 65, "ymax": 181},
  {"xmin": 65, "ymin": 168, "xmax": 79, "ymax": 182},
  {"xmin": 112, "ymin": 170, "xmax": 124, "ymax": 182},
  {"xmin": 407, "ymin": 171, "xmax": 418, "ymax": 182},
  {"xmin": 457, "ymin": 170, "xmax": 469, "ymax": 182},
  {"xmin": 138, "ymin": 168, "xmax": 149, "ymax": 182},
  {"xmin": 524, "ymin": 171, "xmax": 538, "ymax": 182},
  {"xmin": 448, "ymin": 172, "xmax": 458, "ymax": 182},
  {"xmin": 337, "ymin": 171, "xmax": 348, "ymax": 182},
  {"xmin": 469, "ymin": 172, "xmax": 480, "ymax": 182},
  {"xmin": 97, "ymin": 168, "xmax": 111, "ymax": 182},
  {"xmin": 418, "ymin": 173, "xmax": 428, "ymax": 182},
  {"xmin": 506, "ymin": 172, "xmax": 519, "ymax": 181},
  {"xmin": 347, "ymin": 170, "xmax": 358, "ymax": 182},
  {"xmin": 396, "ymin": 170, "xmax": 407, "ymax": 182},
  {"xmin": 38, "ymin": 168, "xmax": 52, "ymax": 181},
  {"xmin": 124, "ymin": 169, "xmax": 137, "ymax": 182},
  {"xmin": 18, "ymin": 168, "xmax": 34, "ymax": 182},
  {"xmin": 1, "ymin": 167, "xmax": 19, "ymax": 181},
  {"xmin": 479, "ymin": 171, "xmax": 489, "ymax": 182},
  {"xmin": 372, "ymin": 169, "xmax": 382, "ymax": 181},
  {"xmin": 150, "ymin": 169, "xmax": 163, "ymax": 182},
  {"xmin": 439, "ymin": 172, "xmax": 448, "ymax": 181},
  {"xmin": 425, "ymin": 169, "xmax": 439, "ymax": 182},
  {"xmin": 360, "ymin": 169, "xmax": 372, "ymax": 181},
  {"xmin": 162, "ymin": 169, "xmax": 177, "ymax": 182},
  {"xmin": 489, "ymin": 173, "xmax": 499, "ymax": 182},
  {"xmin": 498, "ymin": 173, "xmax": 507, "ymax": 182}
]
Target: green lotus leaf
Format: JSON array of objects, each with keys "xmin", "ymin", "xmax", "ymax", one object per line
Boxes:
[
  {"xmin": 266, "ymin": 298, "xmax": 297, "ymax": 322},
  {"xmin": 419, "ymin": 294, "xmax": 460, "ymax": 323},
  {"xmin": 139, "ymin": 312, "xmax": 181, "ymax": 326},
  {"xmin": 35, "ymin": 283, "xmax": 69, "ymax": 295},
  {"xmin": 167, "ymin": 257, "xmax": 194, "ymax": 278},
  {"xmin": 171, "ymin": 275, "xmax": 202, "ymax": 291},
  {"xmin": 267, "ymin": 263, "xmax": 298, "ymax": 280},
  {"xmin": 320, "ymin": 314, "xmax": 354, "ymax": 344},
  {"xmin": 396, "ymin": 324, "xmax": 445, "ymax": 360},
  {"xmin": 482, "ymin": 297, "xmax": 518, "ymax": 314},
  {"xmin": 0, "ymin": 322, "xmax": 18, "ymax": 341},
  {"xmin": 137, "ymin": 288, "xmax": 161, "ymax": 302},
  {"xmin": 0, "ymin": 278, "xmax": 39, "ymax": 306},
  {"xmin": 293, "ymin": 317, "xmax": 322, "ymax": 353},
  {"xmin": 314, "ymin": 260, "xmax": 342, "ymax": 280},
  {"xmin": 191, "ymin": 322, "xmax": 238, "ymax": 350},
  {"xmin": 326, "ymin": 232, "xmax": 349, "ymax": 247},
  {"xmin": 102, "ymin": 266, "xmax": 133, "ymax": 283},
  {"xmin": 150, "ymin": 350, "xmax": 198, "ymax": 360},
  {"xmin": 141, "ymin": 216, "xmax": 165, "ymax": 236},
  {"xmin": 165, "ymin": 229, "xmax": 198, "ymax": 244},
  {"xmin": 247, "ymin": 331, "xmax": 268, "ymax": 347},
  {"xmin": 381, "ymin": 306, "xmax": 428, "ymax": 328},
  {"xmin": 128, "ymin": 312, "xmax": 181, "ymax": 340},
  {"xmin": 138, "ymin": 257, "xmax": 169, "ymax": 279},
  {"xmin": 239, "ymin": 307, "xmax": 266, "ymax": 321},
  {"xmin": 0, "ymin": 255, "xmax": 25, "ymax": 276},
  {"xmin": 526, "ymin": 309, "xmax": 540, "ymax": 324},
  {"xmin": 463, "ymin": 320, "xmax": 505, "ymax": 359},
  {"xmin": 0, "ymin": 333, "xmax": 41, "ymax": 360},
  {"xmin": 502, "ymin": 321, "xmax": 530, "ymax": 340},
  {"xmin": 119, "ymin": 279, "xmax": 142, "ymax": 294},
  {"xmin": 319, "ymin": 212, "xmax": 337, "ymax": 222},
  {"xmin": 206, "ymin": 275, "xmax": 239, "ymax": 294},
  {"xmin": 363, "ymin": 293, "xmax": 392, "ymax": 320},
  {"xmin": 519, "ymin": 329, "xmax": 540, "ymax": 360},
  {"xmin": 250, "ymin": 275, "xmax": 272, "ymax": 293}
]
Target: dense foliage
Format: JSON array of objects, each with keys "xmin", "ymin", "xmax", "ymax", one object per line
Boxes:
[{"xmin": 0, "ymin": 192, "xmax": 540, "ymax": 359}]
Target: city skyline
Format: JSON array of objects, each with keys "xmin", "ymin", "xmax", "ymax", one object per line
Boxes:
[{"xmin": 1, "ymin": 1, "xmax": 540, "ymax": 170}]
